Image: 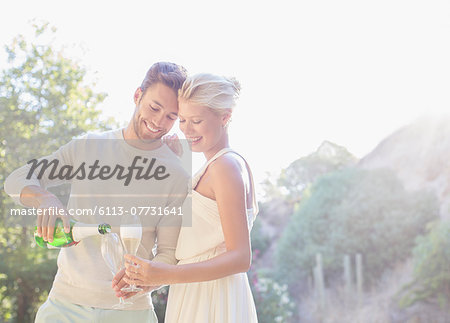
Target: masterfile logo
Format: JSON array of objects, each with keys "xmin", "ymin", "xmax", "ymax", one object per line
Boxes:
[{"xmin": 26, "ymin": 156, "xmax": 171, "ymax": 186}]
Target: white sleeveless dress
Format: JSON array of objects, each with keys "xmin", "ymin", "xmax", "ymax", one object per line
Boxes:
[{"xmin": 165, "ymin": 148, "xmax": 258, "ymax": 323}]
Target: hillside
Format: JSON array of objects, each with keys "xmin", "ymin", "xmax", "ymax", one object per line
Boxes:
[{"xmin": 359, "ymin": 116, "xmax": 450, "ymax": 220}]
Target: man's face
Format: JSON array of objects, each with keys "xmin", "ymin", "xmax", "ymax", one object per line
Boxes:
[{"xmin": 132, "ymin": 82, "xmax": 179, "ymax": 141}]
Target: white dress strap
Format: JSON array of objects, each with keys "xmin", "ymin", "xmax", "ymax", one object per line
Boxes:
[
  {"xmin": 192, "ymin": 148, "xmax": 258, "ymax": 218},
  {"xmin": 225, "ymin": 150, "xmax": 259, "ymax": 218},
  {"xmin": 192, "ymin": 148, "xmax": 234, "ymax": 189}
]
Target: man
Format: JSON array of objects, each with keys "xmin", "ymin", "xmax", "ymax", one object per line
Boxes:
[{"xmin": 4, "ymin": 62, "xmax": 189, "ymax": 322}]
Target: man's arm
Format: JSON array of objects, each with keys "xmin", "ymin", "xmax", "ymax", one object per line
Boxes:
[
  {"xmin": 3, "ymin": 139, "xmax": 79, "ymax": 241},
  {"xmin": 152, "ymin": 173, "xmax": 188, "ymax": 265}
]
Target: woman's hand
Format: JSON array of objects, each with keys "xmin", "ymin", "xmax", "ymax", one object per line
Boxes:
[
  {"xmin": 162, "ymin": 133, "xmax": 183, "ymax": 157},
  {"xmin": 112, "ymin": 267, "xmax": 160, "ymax": 299},
  {"xmin": 123, "ymin": 254, "xmax": 175, "ymax": 286}
]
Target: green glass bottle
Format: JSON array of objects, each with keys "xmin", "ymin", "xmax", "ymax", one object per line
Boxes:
[{"xmin": 34, "ymin": 218, "xmax": 111, "ymax": 249}]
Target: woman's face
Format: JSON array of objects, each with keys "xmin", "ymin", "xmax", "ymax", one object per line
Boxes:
[{"xmin": 178, "ymin": 100, "xmax": 229, "ymax": 153}]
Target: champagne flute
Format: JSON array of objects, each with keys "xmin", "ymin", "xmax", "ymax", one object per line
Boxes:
[
  {"xmin": 100, "ymin": 233, "xmax": 132, "ymax": 308},
  {"xmin": 120, "ymin": 213, "xmax": 143, "ymax": 292}
]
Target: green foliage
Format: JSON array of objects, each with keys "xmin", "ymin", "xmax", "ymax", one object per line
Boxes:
[
  {"xmin": 249, "ymin": 269, "xmax": 295, "ymax": 323},
  {"xmin": 398, "ymin": 221, "xmax": 450, "ymax": 309},
  {"xmin": 274, "ymin": 167, "xmax": 438, "ymax": 292},
  {"xmin": 0, "ymin": 233, "xmax": 58, "ymax": 323},
  {"xmin": 277, "ymin": 141, "xmax": 357, "ymax": 204},
  {"xmin": 0, "ymin": 22, "xmax": 113, "ymax": 322},
  {"xmin": 251, "ymin": 218, "xmax": 271, "ymax": 258}
]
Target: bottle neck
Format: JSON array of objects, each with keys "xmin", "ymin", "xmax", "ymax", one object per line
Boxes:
[
  {"xmin": 72, "ymin": 223, "xmax": 111, "ymax": 242},
  {"xmin": 98, "ymin": 223, "xmax": 112, "ymax": 235}
]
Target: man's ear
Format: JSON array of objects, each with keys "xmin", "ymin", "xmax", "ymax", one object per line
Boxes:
[{"xmin": 134, "ymin": 87, "xmax": 143, "ymax": 105}]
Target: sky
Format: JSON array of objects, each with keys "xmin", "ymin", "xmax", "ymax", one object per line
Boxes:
[{"xmin": 1, "ymin": 0, "xmax": 450, "ymax": 196}]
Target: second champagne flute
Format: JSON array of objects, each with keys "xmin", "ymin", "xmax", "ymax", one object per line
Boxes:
[
  {"xmin": 120, "ymin": 213, "xmax": 143, "ymax": 292},
  {"xmin": 101, "ymin": 233, "xmax": 132, "ymax": 308}
]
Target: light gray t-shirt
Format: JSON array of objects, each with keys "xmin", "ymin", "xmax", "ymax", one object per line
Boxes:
[{"xmin": 4, "ymin": 128, "xmax": 189, "ymax": 310}]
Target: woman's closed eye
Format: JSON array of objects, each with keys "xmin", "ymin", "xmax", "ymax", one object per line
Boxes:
[
  {"xmin": 150, "ymin": 105, "xmax": 160, "ymax": 112},
  {"xmin": 178, "ymin": 118, "xmax": 202, "ymax": 125}
]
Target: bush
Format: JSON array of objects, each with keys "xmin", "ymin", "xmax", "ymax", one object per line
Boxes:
[
  {"xmin": 274, "ymin": 167, "xmax": 438, "ymax": 291},
  {"xmin": 249, "ymin": 270, "xmax": 296, "ymax": 323},
  {"xmin": 398, "ymin": 220, "xmax": 450, "ymax": 309},
  {"xmin": 251, "ymin": 218, "xmax": 271, "ymax": 257}
]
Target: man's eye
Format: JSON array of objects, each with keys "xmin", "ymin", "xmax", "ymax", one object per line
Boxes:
[
  {"xmin": 179, "ymin": 119, "xmax": 186, "ymax": 123},
  {"xmin": 193, "ymin": 120, "xmax": 202, "ymax": 125}
]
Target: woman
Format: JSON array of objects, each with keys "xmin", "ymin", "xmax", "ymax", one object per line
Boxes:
[{"xmin": 119, "ymin": 73, "xmax": 258, "ymax": 322}]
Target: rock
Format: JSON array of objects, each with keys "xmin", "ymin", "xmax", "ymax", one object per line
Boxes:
[{"xmin": 359, "ymin": 115, "xmax": 450, "ymax": 220}]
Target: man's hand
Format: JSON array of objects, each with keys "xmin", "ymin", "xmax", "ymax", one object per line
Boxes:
[
  {"xmin": 20, "ymin": 185, "xmax": 70, "ymax": 243},
  {"xmin": 112, "ymin": 268, "xmax": 160, "ymax": 299},
  {"xmin": 35, "ymin": 195, "xmax": 70, "ymax": 243}
]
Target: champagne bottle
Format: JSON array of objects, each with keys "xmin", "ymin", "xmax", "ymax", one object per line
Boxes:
[{"xmin": 34, "ymin": 218, "xmax": 111, "ymax": 249}]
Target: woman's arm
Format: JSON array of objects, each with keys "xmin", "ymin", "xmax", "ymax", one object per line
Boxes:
[{"xmin": 123, "ymin": 154, "xmax": 252, "ymax": 286}]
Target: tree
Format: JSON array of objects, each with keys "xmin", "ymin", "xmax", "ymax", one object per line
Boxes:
[
  {"xmin": 398, "ymin": 220, "xmax": 450, "ymax": 309},
  {"xmin": 275, "ymin": 141, "xmax": 357, "ymax": 205},
  {"xmin": 274, "ymin": 167, "xmax": 438, "ymax": 294},
  {"xmin": 0, "ymin": 22, "xmax": 114, "ymax": 322}
]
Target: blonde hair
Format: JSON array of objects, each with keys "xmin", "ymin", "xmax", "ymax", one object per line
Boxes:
[{"xmin": 178, "ymin": 73, "xmax": 241, "ymax": 115}]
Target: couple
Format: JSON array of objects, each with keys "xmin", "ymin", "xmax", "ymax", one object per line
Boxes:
[{"xmin": 4, "ymin": 62, "xmax": 258, "ymax": 322}]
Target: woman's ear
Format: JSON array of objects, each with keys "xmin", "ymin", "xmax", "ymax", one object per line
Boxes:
[
  {"xmin": 134, "ymin": 87, "xmax": 143, "ymax": 105},
  {"xmin": 222, "ymin": 112, "xmax": 232, "ymax": 128}
]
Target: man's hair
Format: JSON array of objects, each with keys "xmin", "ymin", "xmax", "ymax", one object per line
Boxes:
[{"xmin": 140, "ymin": 62, "xmax": 187, "ymax": 98}]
